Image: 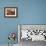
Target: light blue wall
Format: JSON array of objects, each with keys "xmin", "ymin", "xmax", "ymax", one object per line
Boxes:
[{"xmin": 0, "ymin": 0, "xmax": 46, "ymax": 44}]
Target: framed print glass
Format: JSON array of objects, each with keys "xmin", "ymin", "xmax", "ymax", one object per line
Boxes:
[
  {"xmin": 4, "ymin": 7, "xmax": 18, "ymax": 18},
  {"xmin": 18, "ymin": 24, "xmax": 46, "ymax": 41}
]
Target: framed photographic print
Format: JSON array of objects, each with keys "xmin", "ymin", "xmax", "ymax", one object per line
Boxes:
[
  {"xmin": 18, "ymin": 24, "xmax": 46, "ymax": 42},
  {"xmin": 4, "ymin": 7, "xmax": 18, "ymax": 18}
]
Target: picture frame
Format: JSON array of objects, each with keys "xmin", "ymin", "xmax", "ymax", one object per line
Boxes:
[
  {"xmin": 4, "ymin": 7, "xmax": 18, "ymax": 18},
  {"xmin": 18, "ymin": 24, "xmax": 46, "ymax": 42}
]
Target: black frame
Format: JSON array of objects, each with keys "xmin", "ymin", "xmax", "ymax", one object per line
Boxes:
[{"xmin": 4, "ymin": 7, "xmax": 18, "ymax": 18}]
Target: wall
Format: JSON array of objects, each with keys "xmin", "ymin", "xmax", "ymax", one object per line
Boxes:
[{"xmin": 0, "ymin": 0, "xmax": 46, "ymax": 44}]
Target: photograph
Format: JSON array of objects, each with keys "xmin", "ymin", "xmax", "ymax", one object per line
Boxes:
[
  {"xmin": 4, "ymin": 7, "xmax": 18, "ymax": 18},
  {"xmin": 18, "ymin": 24, "xmax": 46, "ymax": 41}
]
